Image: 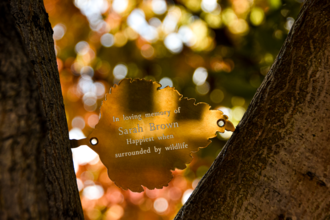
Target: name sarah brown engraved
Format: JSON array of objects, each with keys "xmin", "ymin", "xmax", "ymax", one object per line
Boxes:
[{"xmin": 118, "ymin": 122, "xmax": 179, "ymax": 135}]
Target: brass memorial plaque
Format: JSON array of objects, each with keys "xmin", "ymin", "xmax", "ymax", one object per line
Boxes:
[{"xmin": 77, "ymin": 79, "xmax": 234, "ymax": 192}]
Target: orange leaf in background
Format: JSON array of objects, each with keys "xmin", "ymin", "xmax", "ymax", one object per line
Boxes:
[{"xmin": 77, "ymin": 79, "xmax": 234, "ymax": 192}]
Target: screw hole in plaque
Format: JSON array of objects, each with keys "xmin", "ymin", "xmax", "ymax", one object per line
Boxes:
[
  {"xmin": 90, "ymin": 137, "xmax": 98, "ymax": 145},
  {"xmin": 217, "ymin": 119, "xmax": 225, "ymax": 127}
]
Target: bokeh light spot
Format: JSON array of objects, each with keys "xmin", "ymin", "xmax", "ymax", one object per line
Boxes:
[
  {"xmin": 106, "ymin": 205, "xmax": 124, "ymax": 219},
  {"xmin": 87, "ymin": 209, "xmax": 101, "ymax": 220},
  {"xmin": 141, "ymin": 44, "xmax": 155, "ymax": 59},
  {"xmin": 182, "ymin": 189, "xmax": 193, "ymax": 204},
  {"xmin": 114, "ymin": 32, "xmax": 127, "ymax": 47},
  {"xmin": 113, "ymin": 64, "xmax": 128, "ymax": 80},
  {"xmin": 75, "ymin": 41, "xmax": 89, "ymax": 55},
  {"xmin": 88, "ymin": 114, "xmax": 99, "ymax": 128},
  {"xmin": 229, "ymin": 19, "xmax": 249, "ymax": 35},
  {"xmin": 193, "ymin": 67, "xmax": 208, "ymax": 85},
  {"xmin": 201, "ymin": 0, "xmax": 217, "ymax": 12},
  {"xmin": 154, "ymin": 198, "xmax": 169, "ymax": 213},
  {"xmin": 168, "ymin": 187, "xmax": 182, "ymax": 201},
  {"xmin": 231, "ymin": 96, "xmax": 245, "ymax": 106},
  {"xmin": 205, "ymin": 13, "xmax": 222, "ymax": 28},
  {"xmin": 80, "ymin": 66, "xmax": 94, "ymax": 79},
  {"xmin": 222, "ymin": 8, "xmax": 237, "ymax": 25},
  {"xmin": 83, "ymin": 92, "xmax": 97, "ymax": 106},
  {"xmin": 219, "ymin": 131, "xmax": 232, "ymax": 139},
  {"xmin": 164, "ymin": 33, "xmax": 183, "ymax": 53},
  {"xmin": 192, "ymin": 178, "xmax": 200, "ymax": 189},
  {"xmin": 152, "ymin": 0, "xmax": 167, "ymax": 15},
  {"xmin": 94, "ymin": 82, "xmax": 105, "ymax": 98},
  {"xmin": 83, "ymin": 185, "xmax": 104, "ymax": 200},
  {"xmin": 269, "ymin": 0, "xmax": 282, "ymax": 9},
  {"xmin": 196, "ymin": 82, "xmax": 210, "ymax": 95},
  {"xmin": 128, "ymin": 9, "xmax": 146, "ymax": 32},
  {"xmin": 264, "ymin": 53, "xmax": 274, "ymax": 63},
  {"xmin": 274, "ymin": 30, "xmax": 283, "ymax": 39},
  {"xmin": 72, "ymin": 116, "xmax": 85, "ymax": 129},
  {"xmin": 149, "ymin": 17, "xmax": 162, "ymax": 28},
  {"xmin": 53, "ymin": 23, "xmax": 65, "ymax": 40},
  {"xmin": 250, "ymin": 7, "xmax": 264, "ymax": 26},
  {"xmin": 76, "ymin": 178, "xmax": 84, "ymax": 191},
  {"xmin": 178, "ymin": 26, "xmax": 196, "ymax": 46},
  {"xmin": 101, "ymin": 33, "xmax": 114, "ymax": 47},
  {"xmin": 128, "ymin": 9, "xmax": 158, "ymax": 42},
  {"xmin": 285, "ymin": 17, "xmax": 295, "ymax": 31},
  {"xmin": 159, "ymin": 77, "xmax": 173, "ymax": 88},
  {"xmin": 112, "ymin": 0, "xmax": 128, "ymax": 13},
  {"xmin": 232, "ymin": 106, "xmax": 245, "ymax": 121},
  {"xmin": 218, "ymin": 107, "xmax": 231, "ymax": 119}
]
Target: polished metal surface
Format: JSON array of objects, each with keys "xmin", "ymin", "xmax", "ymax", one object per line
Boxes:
[{"xmin": 78, "ymin": 79, "xmax": 235, "ymax": 192}]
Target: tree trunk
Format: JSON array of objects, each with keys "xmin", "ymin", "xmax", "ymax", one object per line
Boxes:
[
  {"xmin": 175, "ymin": 0, "xmax": 330, "ymax": 219},
  {"xmin": 0, "ymin": 0, "xmax": 83, "ymax": 219}
]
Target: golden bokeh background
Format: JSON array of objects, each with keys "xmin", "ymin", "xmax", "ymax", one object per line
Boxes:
[{"xmin": 44, "ymin": 0, "xmax": 302, "ymax": 219}]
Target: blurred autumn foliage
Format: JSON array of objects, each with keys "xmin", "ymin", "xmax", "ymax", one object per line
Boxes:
[{"xmin": 44, "ymin": 0, "xmax": 302, "ymax": 219}]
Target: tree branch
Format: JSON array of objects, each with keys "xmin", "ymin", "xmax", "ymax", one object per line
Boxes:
[
  {"xmin": 175, "ymin": 0, "xmax": 330, "ymax": 219},
  {"xmin": 0, "ymin": 0, "xmax": 83, "ymax": 218}
]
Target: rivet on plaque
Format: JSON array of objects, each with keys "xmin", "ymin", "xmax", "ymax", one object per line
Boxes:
[{"xmin": 73, "ymin": 79, "xmax": 235, "ymax": 192}]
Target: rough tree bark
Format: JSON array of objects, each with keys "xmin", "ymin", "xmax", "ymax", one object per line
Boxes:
[
  {"xmin": 1, "ymin": 0, "xmax": 329, "ymax": 219},
  {"xmin": 0, "ymin": 0, "xmax": 83, "ymax": 219},
  {"xmin": 175, "ymin": 0, "xmax": 330, "ymax": 219}
]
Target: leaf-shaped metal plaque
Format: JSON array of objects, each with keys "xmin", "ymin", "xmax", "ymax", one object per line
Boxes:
[{"xmin": 77, "ymin": 79, "xmax": 234, "ymax": 192}]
